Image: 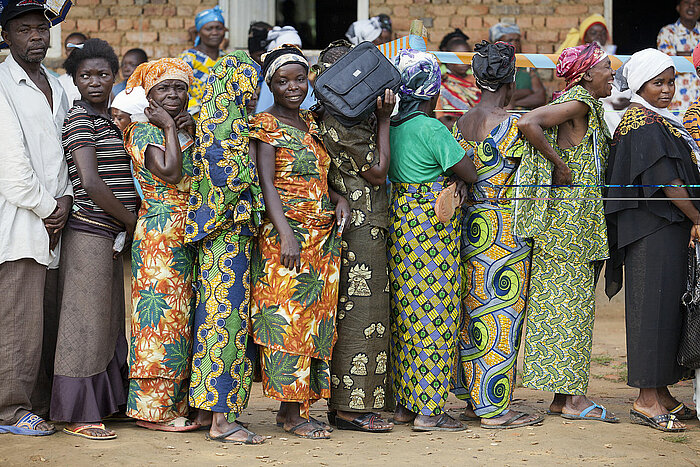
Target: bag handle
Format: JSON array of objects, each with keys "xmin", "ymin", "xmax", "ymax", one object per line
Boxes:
[{"xmin": 683, "ymin": 243, "xmax": 700, "ymax": 307}]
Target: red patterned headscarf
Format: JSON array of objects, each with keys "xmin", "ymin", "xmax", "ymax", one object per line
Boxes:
[{"xmin": 555, "ymin": 42, "xmax": 607, "ymax": 94}]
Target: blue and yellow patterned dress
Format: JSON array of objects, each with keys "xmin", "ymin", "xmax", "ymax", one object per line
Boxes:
[
  {"xmin": 451, "ymin": 116, "xmax": 532, "ymax": 418},
  {"xmin": 513, "ymin": 85, "xmax": 610, "ymax": 395}
]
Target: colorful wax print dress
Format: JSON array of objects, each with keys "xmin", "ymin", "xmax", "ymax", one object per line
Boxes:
[
  {"xmin": 436, "ymin": 71, "xmax": 481, "ymax": 121},
  {"xmin": 184, "ymin": 52, "xmax": 264, "ymax": 422},
  {"xmin": 179, "ymin": 48, "xmax": 222, "ymax": 114},
  {"xmin": 125, "ymin": 122, "xmax": 196, "ymax": 422},
  {"xmin": 513, "ymin": 85, "xmax": 610, "ymax": 396},
  {"xmin": 450, "ymin": 116, "xmax": 532, "ymax": 418},
  {"xmin": 249, "ymin": 111, "xmax": 341, "ymax": 418},
  {"xmin": 318, "ymin": 112, "xmax": 390, "ymax": 413}
]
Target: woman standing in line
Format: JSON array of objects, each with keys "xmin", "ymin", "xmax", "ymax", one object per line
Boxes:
[
  {"xmin": 249, "ymin": 45, "xmax": 350, "ymax": 440},
  {"xmin": 450, "ymin": 41, "xmax": 542, "ymax": 429},
  {"xmin": 124, "ymin": 59, "xmax": 200, "ymax": 432}
]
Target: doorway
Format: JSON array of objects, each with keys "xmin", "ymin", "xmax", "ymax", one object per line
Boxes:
[
  {"xmin": 276, "ymin": 0, "xmax": 357, "ymax": 49},
  {"xmin": 613, "ymin": 0, "xmax": 679, "ymax": 53}
]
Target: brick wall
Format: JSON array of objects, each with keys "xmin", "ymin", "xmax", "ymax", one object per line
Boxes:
[{"xmin": 60, "ymin": 0, "xmax": 217, "ymax": 60}]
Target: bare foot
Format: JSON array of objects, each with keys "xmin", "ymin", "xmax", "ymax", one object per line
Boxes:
[
  {"xmin": 413, "ymin": 413, "xmax": 464, "ymax": 431},
  {"xmin": 65, "ymin": 423, "xmax": 115, "ymax": 438},
  {"xmin": 210, "ymin": 414, "xmax": 264, "ymax": 444},
  {"xmin": 461, "ymin": 405, "xmax": 478, "ymax": 420},
  {"xmin": 336, "ymin": 410, "xmax": 394, "ymax": 431},
  {"xmin": 548, "ymin": 393, "xmax": 567, "ymax": 414},
  {"xmin": 561, "ymin": 395, "xmax": 618, "ymax": 421},
  {"xmin": 392, "ymin": 404, "xmax": 417, "ymax": 424},
  {"xmin": 281, "ymin": 402, "xmax": 330, "ymax": 439},
  {"xmin": 193, "ymin": 409, "xmax": 212, "ymax": 427}
]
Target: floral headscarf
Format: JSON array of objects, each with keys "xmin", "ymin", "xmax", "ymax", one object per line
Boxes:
[
  {"xmin": 126, "ymin": 58, "xmax": 194, "ymax": 95},
  {"xmin": 393, "ymin": 48, "xmax": 441, "ymax": 120},
  {"xmin": 555, "ymin": 42, "xmax": 607, "ymax": 95}
]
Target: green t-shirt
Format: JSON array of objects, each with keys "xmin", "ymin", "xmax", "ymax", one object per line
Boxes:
[{"xmin": 388, "ymin": 112, "xmax": 466, "ymax": 183}]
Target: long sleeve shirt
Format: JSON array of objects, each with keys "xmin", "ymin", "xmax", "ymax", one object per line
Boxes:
[{"xmin": 0, "ymin": 53, "xmax": 73, "ymax": 268}]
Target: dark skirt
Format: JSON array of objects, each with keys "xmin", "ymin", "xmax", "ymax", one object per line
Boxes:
[
  {"xmin": 50, "ymin": 227, "xmax": 127, "ymax": 422},
  {"xmin": 624, "ymin": 222, "xmax": 687, "ymax": 388}
]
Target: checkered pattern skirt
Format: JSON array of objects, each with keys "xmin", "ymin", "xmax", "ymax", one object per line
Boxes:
[{"xmin": 387, "ymin": 179, "xmax": 461, "ymax": 416}]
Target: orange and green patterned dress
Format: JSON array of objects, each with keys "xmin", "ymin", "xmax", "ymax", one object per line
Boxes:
[
  {"xmin": 125, "ymin": 122, "xmax": 196, "ymax": 422},
  {"xmin": 249, "ymin": 111, "xmax": 341, "ymax": 417}
]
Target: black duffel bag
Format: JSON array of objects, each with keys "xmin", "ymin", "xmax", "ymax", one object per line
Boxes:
[
  {"xmin": 314, "ymin": 41, "xmax": 401, "ymax": 127},
  {"xmin": 678, "ymin": 243, "xmax": 700, "ymax": 369}
]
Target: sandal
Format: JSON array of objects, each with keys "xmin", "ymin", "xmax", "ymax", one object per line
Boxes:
[
  {"xmin": 285, "ymin": 420, "xmax": 330, "ymax": 439},
  {"xmin": 669, "ymin": 403, "xmax": 697, "ymax": 421},
  {"xmin": 205, "ymin": 423, "xmax": 264, "ymax": 445},
  {"xmin": 277, "ymin": 417, "xmax": 332, "ymax": 432},
  {"xmin": 334, "ymin": 412, "xmax": 394, "ymax": 433},
  {"xmin": 481, "ymin": 411, "xmax": 543, "ymax": 430},
  {"xmin": 136, "ymin": 416, "xmax": 201, "ymax": 432},
  {"xmin": 63, "ymin": 423, "xmax": 116, "ymax": 440},
  {"xmin": 0, "ymin": 412, "xmax": 55, "ymax": 436},
  {"xmin": 630, "ymin": 409, "xmax": 686, "ymax": 432},
  {"xmin": 561, "ymin": 403, "xmax": 620, "ymax": 423},
  {"xmin": 412, "ymin": 413, "xmax": 465, "ymax": 432}
]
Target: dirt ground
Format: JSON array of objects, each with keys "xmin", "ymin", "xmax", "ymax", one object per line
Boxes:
[{"xmin": 1, "ymin": 283, "xmax": 700, "ymax": 466}]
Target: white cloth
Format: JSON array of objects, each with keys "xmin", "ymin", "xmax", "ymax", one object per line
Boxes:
[
  {"xmin": 345, "ymin": 17, "xmax": 382, "ymax": 45},
  {"xmin": 111, "ymin": 86, "xmax": 148, "ymax": 116},
  {"xmin": 58, "ymin": 72, "xmax": 81, "ymax": 106},
  {"xmin": 0, "ymin": 53, "xmax": 73, "ymax": 268},
  {"xmin": 601, "ymin": 86, "xmax": 632, "ymax": 135},
  {"xmin": 266, "ymin": 26, "xmax": 302, "ymax": 51},
  {"xmin": 622, "ymin": 48, "xmax": 675, "ymax": 95}
]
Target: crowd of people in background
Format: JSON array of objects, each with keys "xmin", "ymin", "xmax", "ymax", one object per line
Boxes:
[{"xmin": 2, "ymin": 0, "xmax": 700, "ymax": 446}]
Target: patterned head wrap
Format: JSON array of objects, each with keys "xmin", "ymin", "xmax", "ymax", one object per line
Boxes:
[
  {"xmin": 185, "ymin": 51, "xmax": 263, "ymax": 243},
  {"xmin": 126, "ymin": 58, "xmax": 194, "ymax": 95},
  {"xmin": 488, "ymin": 23, "xmax": 521, "ymax": 42},
  {"xmin": 261, "ymin": 44, "xmax": 309, "ymax": 85},
  {"xmin": 394, "ymin": 48, "xmax": 441, "ymax": 100},
  {"xmin": 266, "ymin": 26, "xmax": 302, "ymax": 51},
  {"xmin": 345, "ymin": 17, "xmax": 383, "ymax": 45},
  {"xmin": 472, "ymin": 40, "xmax": 516, "ymax": 92},
  {"xmin": 194, "ymin": 6, "xmax": 225, "ymax": 47},
  {"xmin": 556, "ymin": 42, "xmax": 607, "ymax": 94}
]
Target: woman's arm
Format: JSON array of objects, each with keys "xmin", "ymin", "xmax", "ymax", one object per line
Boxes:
[
  {"xmin": 361, "ymin": 89, "xmax": 396, "ymax": 186},
  {"xmin": 328, "ymin": 187, "xmax": 351, "ymax": 232},
  {"xmin": 144, "ymin": 99, "xmax": 183, "ymax": 184},
  {"xmin": 256, "ymin": 139, "xmax": 301, "ymax": 272},
  {"xmin": 663, "ymin": 180, "xmax": 700, "ymax": 246},
  {"xmin": 71, "ymin": 146, "xmax": 137, "ymax": 234},
  {"xmin": 516, "ymin": 100, "xmax": 589, "ymax": 185},
  {"xmin": 512, "ymin": 71, "xmax": 546, "ymax": 109}
]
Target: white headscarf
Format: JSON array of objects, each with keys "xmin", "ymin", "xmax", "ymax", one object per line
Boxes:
[
  {"xmin": 345, "ymin": 17, "xmax": 382, "ymax": 45},
  {"xmin": 622, "ymin": 48, "xmax": 678, "ymax": 122},
  {"xmin": 111, "ymin": 86, "xmax": 148, "ymax": 116},
  {"xmin": 266, "ymin": 26, "xmax": 302, "ymax": 51}
]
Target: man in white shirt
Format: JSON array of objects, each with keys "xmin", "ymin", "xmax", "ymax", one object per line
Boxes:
[{"xmin": 0, "ymin": 0, "xmax": 72, "ymax": 436}]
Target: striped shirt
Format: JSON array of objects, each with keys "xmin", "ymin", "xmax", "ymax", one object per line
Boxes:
[{"xmin": 62, "ymin": 101, "xmax": 139, "ymax": 237}]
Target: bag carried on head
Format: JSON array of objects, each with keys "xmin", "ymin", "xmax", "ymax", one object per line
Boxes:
[
  {"xmin": 678, "ymin": 243, "xmax": 700, "ymax": 369},
  {"xmin": 314, "ymin": 41, "xmax": 401, "ymax": 127}
]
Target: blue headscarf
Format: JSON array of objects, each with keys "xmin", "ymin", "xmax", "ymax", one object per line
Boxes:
[{"xmin": 194, "ymin": 6, "xmax": 225, "ymax": 46}]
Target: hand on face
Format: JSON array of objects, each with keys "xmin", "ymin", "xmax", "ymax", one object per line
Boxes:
[{"xmin": 145, "ymin": 98, "xmax": 177, "ymax": 130}]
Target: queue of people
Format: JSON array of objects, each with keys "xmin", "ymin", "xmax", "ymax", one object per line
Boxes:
[{"xmin": 1, "ymin": 0, "xmax": 700, "ymax": 446}]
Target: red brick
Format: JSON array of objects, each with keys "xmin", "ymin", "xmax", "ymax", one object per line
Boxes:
[
  {"xmin": 159, "ymin": 30, "xmax": 189, "ymax": 45},
  {"xmin": 466, "ymin": 16, "xmax": 483, "ymax": 30},
  {"xmin": 99, "ymin": 18, "xmax": 116, "ymax": 32},
  {"xmin": 456, "ymin": 5, "xmax": 489, "ymax": 16},
  {"xmin": 125, "ymin": 31, "xmax": 158, "ymax": 44},
  {"xmin": 450, "ymin": 16, "xmax": 465, "ymax": 29},
  {"xmin": 555, "ymin": 4, "xmax": 589, "ymax": 15},
  {"xmin": 167, "ymin": 17, "xmax": 184, "ymax": 29},
  {"xmin": 546, "ymin": 16, "xmax": 579, "ymax": 30},
  {"xmin": 77, "ymin": 18, "xmax": 99, "ymax": 31},
  {"xmin": 527, "ymin": 29, "xmax": 559, "ymax": 42}
]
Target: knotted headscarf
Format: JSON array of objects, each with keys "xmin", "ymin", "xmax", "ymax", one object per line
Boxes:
[
  {"xmin": 126, "ymin": 58, "xmax": 194, "ymax": 95},
  {"xmin": 488, "ymin": 23, "xmax": 521, "ymax": 42},
  {"xmin": 556, "ymin": 14, "xmax": 609, "ymax": 55},
  {"xmin": 393, "ymin": 48, "xmax": 441, "ymax": 120},
  {"xmin": 472, "ymin": 40, "xmax": 516, "ymax": 92},
  {"xmin": 345, "ymin": 17, "xmax": 383, "ymax": 45},
  {"xmin": 185, "ymin": 50, "xmax": 263, "ymax": 243},
  {"xmin": 194, "ymin": 6, "xmax": 225, "ymax": 46},
  {"xmin": 260, "ymin": 44, "xmax": 308, "ymax": 85},
  {"xmin": 555, "ymin": 42, "xmax": 607, "ymax": 94},
  {"xmin": 266, "ymin": 26, "xmax": 302, "ymax": 51},
  {"xmin": 622, "ymin": 48, "xmax": 674, "ymax": 95}
]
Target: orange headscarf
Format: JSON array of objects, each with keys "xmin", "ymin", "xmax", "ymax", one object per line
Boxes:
[{"xmin": 126, "ymin": 58, "xmax": 194, "ymax": 95}]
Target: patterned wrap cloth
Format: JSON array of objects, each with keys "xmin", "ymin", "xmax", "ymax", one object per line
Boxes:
[
  {"xmin": 185, "ymin": 51, "xmax": 263, "ymax": 421},
  {"xmin": 555, "ymin": 43, "xmax": 607, "ymax": 97},
  {"xmin": 514, "ymin": 85, "xmax": 610, "ymax": 395},
  {"xmin": 126, "ymin": 58, "xmax": 194, "ymax": 95},
  {"xmin": 393, "ymin": 48, "xmax": 442, "ymax": 121}
]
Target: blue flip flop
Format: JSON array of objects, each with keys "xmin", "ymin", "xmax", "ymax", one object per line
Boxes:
[
  {"xmin": 0, "ymin": 412, "xmax": 56, "ymax": 436},
  {"xmin": 561, "ymin": 402, "xmax": 620, "ymax": 424}
]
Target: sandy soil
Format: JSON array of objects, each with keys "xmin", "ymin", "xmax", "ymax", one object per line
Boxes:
[{"xmin": 1, "ymin": 283, "xmax": 700, "ymax": 466}]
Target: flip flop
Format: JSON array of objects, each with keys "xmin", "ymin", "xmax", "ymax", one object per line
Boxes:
[
  {"xmin": 630, "ymin": 409, "xmax": 686, "ymax": 432},
  {"xmin": 205, "ymin": 423, "xmax": 264, "ymax": 445},
  {"xmin": 277, "ymin": 417, "xmax": 332, "ymax": 432},
  {"xmin": 136, "ymin": 417, "xmax": 201, "ymax": 432},
  {"xmin": 334, "ymin": 412, "xmax": 394, "ymax": 433},
  {"xmin": 63, "ymin": 423, "xmax": 116, "ymax": 440},
  {"xmin": 481, "ymin": 411, "xmax": 544, "ymax": 430},
  {"xmin": 412, "ymin": 413, "xmax": 465, "ymax": 432},
  {"xmin": 285, "ymin": 420, "xmax": 330, "ymax": 439},
  {"xmin": 560, "ymin": 403, "xmax": 620, "ymax": 423},
  {"xmin": 0, "ymin": 412, "xmax": 55, "ymax": 436},
  {"xmin": 459, "ymin": 413, "xmax": 480, "ymax": 422},
  {"xmin": 669, "ymin": 403, "xmax": 697, "ymax": 421}
]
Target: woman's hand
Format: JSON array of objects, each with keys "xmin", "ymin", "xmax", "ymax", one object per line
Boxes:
[
  {"xmin": 552, "ymin": 163, "xmax": 573, "ymax": 186},
  {"xmin": 335, "ymin": 197, "xmax": 351, "ymax": 234},
  {"xmin": 690, "ymin": 225, "xmax": 700, "ymax": 248},
  {"xmin": 375, "ymin": 89, "xmax": 396, "ymax": 121},
  {"xmin": 174, "ymin": 110, "xmax": 196, "ymax": 136},
  {"xmin": 145, "ymin": 98, "xmax": 176, "ymax": 131},
  {"xmin": 448, "ymin": 177, "xmax": 468, "ymax": 204},
  {"xmin": 280, "ymin": 229, "xmax": 301, "ymax": 272}
]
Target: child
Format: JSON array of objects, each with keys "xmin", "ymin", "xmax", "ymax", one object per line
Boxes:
[{"xmin": 112, "ymin": 48, "xmax": 148, "ymax": 97}]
